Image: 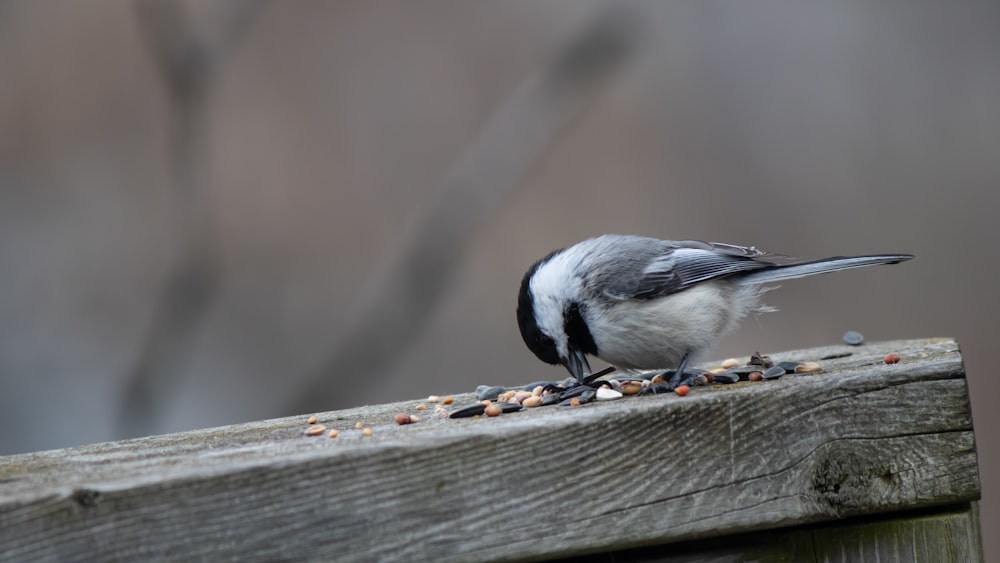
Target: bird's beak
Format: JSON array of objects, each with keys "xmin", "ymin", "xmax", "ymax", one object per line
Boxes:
[{"xmin": 564, "ymin": 348, "xmax": 592, "ymax": 383}]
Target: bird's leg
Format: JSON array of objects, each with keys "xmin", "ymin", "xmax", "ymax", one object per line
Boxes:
[{"xmin": 666, "ymin": 351, "xmax": 693, "ymax": 388}]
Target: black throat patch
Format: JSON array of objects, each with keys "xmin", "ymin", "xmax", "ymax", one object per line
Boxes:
[{"xmin": 564, "ymin": 302, "xmax": 598, "ymax": 357}]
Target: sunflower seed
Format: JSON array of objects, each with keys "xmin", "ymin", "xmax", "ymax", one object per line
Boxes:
[
  {"xmin": 449, "ymin": 404, "xmax": 487, "ymax": 419},
  {"xmin": 559, "ymin": 385, "xmax": 594, "ymax": 400},
  {"xmin": 842, "ymin": 330, "xmax": 865, "ymax": 346},
  {"xmin": 725, "ymin": 365, "xmax": 765, "ymax": 380},
  {"xmin": 776, "ymin": 361, "xmax": 802, "ymax": 373},
  {"xmin": 714, "ymin": 372, "xmax": 739, "ymax": 384},
  {"xmin": 497, "ymin": 402, "xmax": 524, "ymax": 414},
  {"xmin": 475, "ymin": 385, "xmax": 506, "ymax": 401},
  {"xmin": 763, "ymin": 366, "xmax": 786, "ymax": 380}
]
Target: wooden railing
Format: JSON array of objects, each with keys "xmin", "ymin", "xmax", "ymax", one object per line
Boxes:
[{"xmin": 0, "ymin": 338, "xmax": 981, "ymax": 561}]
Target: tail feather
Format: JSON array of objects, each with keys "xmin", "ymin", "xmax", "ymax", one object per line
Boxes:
[{"xmin": 739, "ymin": 254, "xmax": 914, "ymax": 285}]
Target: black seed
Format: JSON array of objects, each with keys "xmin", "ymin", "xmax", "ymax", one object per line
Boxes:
[
  {"xmin": 626, "ymin": 371, "xmax": 663, "ymax": 381},
  {"xmin": 714, "ymin": 372, "xmax": 739, "ymax": 384},
  {"xmin": 449, "ymin": 404, "xmax": 487, "ymax": 418},
  {"xmin": 609, "ymin": 374, "xmax": 640, "ymax": 382},
  {"xmin": 541, "ymin": 393, "xmax": 562, "ymax": 406},
  {"xmin": 725, "ymin": 365, "xmax": 764, "ymax": 380},
  {"xmin": 559, "ymin": 385, "xmax": 593, "ymax": 400},
  {"xmin": 582, "ymin": 366, "xmax": 617, "ymax": 384},
  {"xmin": 763, "ymin": 366, "xmax": 786, "ymax": 380},
  {"xmin": 842, "ymin": 330, "xmax": 865, "ymax": 346},
  {"xmin": 558, "ymin": 377, "xmax": 578, "ymax": 388},
  {"xmin": 725, "ymin": 365, "xmax": 762, "ymax": 374},
  {"xmin": 497, "ymin": 402, "xmax": 523, "ymax": 414},
  {"xmin": 475, "ymin": 385, "xmax": 506, "ymax": 401},
  {"xmin": 776, "ymin": 361, "xmax": 801, "ymax": 373},
  {"xmin": 522, "ymin": 381, "xmax": 556, "ymax": 392}
]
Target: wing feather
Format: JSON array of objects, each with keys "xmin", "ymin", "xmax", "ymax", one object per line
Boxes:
[{"xmin": 600, "ymin": 240, "xmax": 777, "ymax": 300}]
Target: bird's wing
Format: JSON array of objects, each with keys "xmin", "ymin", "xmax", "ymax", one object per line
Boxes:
[{"xmin": 601, "ymin": 240, "xmax": 778, "ymax": 300}]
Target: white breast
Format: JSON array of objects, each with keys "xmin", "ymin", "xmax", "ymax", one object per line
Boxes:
[{"xmin": 585, "ymin": 281, "xmax": 764, "ymax": 370}]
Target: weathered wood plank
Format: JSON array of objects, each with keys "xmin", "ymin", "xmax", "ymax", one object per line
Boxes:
[
  {"xmin": 0, "ymin": 338, "xmax": 980, "ymax": 562},
  {"xmin": 559, "ymin": 502, "xmax": 983, "ymax": 562}
]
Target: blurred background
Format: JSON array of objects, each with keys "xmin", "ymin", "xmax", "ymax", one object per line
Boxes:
[{"xmin": 1, "ymin": 0, "xmax": 997, "ymax": 557}]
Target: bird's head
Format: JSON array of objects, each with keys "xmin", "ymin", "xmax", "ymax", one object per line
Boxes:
[{"xmin": 516, "ymin": 249, "xmax": 596, "ymax": 382}]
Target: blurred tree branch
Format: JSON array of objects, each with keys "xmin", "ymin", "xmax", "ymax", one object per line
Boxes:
[
  {"xmin": 117, "ymin": 0, "xmax": 266, "ymax": 437},
  {"xmin": 291, "ymin": 8, "xmax": 644, "ymax": 414}
]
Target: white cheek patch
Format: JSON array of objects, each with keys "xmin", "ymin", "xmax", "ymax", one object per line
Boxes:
[{"xmin": 528, "ymin": 251, "xmax": 585, "ymax": 359}]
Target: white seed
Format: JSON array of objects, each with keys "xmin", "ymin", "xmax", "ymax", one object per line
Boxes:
[
  {"xmin": 596, "ymin": 388, "xmax": 623, "ymax": 401},
  {"xmin": 795, "ymin": 362, "xmax": 822, "ymax": 374}
]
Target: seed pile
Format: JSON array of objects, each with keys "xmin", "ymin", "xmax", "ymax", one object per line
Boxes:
[
  {"xmin": 446, "ymin": 354, "xmax": 826, "ymax": 419},
  {"xmin": 299, "ymin": 345, "xmax": 904, "ymax": 430}
]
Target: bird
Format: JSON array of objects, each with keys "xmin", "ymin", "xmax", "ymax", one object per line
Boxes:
[{"xmin": 516, "ymin": 235, "xmax": 913, "ymax": 387}]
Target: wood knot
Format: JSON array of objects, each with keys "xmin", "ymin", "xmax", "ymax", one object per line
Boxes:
[
  {"xmin": 72, "ymin": 488, "xmax": 102, "ymax": 508},
  {"xmin": 811, "ymin": 447, "xmax": 896, "ymax": 514}
]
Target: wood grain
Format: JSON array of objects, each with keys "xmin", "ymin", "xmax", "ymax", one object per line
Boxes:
[
  {"xmin": 0, "ymin": 338, "xmax": 980, "ymax": 561},
  {"xmin": 556, "ymin": 503, "xmax": 983, "ymax": 562}
]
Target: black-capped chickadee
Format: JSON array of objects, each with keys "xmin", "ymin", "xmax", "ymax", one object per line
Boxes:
[{"xmin": 516, "ymin": 235, "xmax": 913, "ymax": 385}]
